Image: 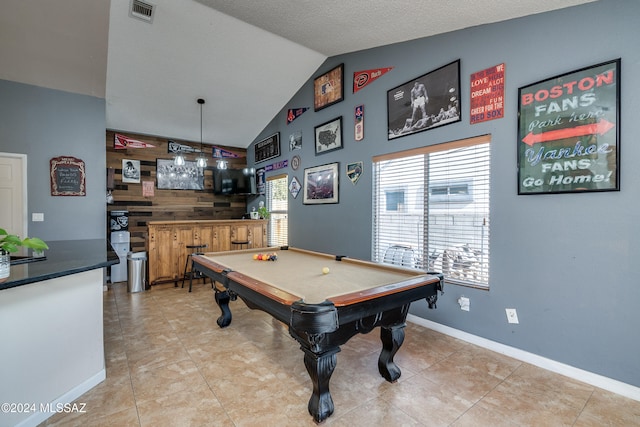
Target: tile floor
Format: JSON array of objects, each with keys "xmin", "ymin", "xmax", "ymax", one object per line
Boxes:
[{"xmin": 42, "ymin": 281, "xmax": 640, "ymax": 427}]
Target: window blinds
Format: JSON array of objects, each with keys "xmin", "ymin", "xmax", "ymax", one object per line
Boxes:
[
  {"xmin": 373, "ymin": 135, "xmax": 491, "ymax": 288},
  {"xmin": 266, "ymin": 174, "xmax": 288, "ymax": 247}
]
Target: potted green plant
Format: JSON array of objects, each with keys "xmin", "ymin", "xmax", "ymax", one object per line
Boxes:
[
  {"xmin": 257, "ymin": 205, "xmax": 270, "ymax": 220},
  {"xmin": 0, "ymin": 228, "xmax": 49, "ymax": 282},
  {"xmin": 256, "ymin": 201, "xmax": 270, "ymax": 219}
]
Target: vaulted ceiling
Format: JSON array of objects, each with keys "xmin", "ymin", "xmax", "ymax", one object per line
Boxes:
[{"xmin": 0, "ymin": 0, "xmax": 597, "ymax": 148}]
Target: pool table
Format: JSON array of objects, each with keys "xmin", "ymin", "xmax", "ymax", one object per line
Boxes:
[{"xmin": 191, "ymin": 246, "xmax": 443, "ymax": 423}]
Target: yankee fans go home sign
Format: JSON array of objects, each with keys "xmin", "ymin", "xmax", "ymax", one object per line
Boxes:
[{"xmin": 517, "ymin": 59, "xmax": 620, "ymax": 195}]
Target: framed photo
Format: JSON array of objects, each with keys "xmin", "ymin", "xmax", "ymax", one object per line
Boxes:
[
  {"xmin": 314, "ymin": 63, "xmax": 344, "ymax": 111},
  {"xmin": 289, "ymin": 130, "xmax": 302, "ymax": 151},
  {"xmin": 156, "ymin": 159, "xmax": 204, "ymax": 190},
  {"xmin": 303, "ymin": 162, "xmax": 339, "ymax": 204},
  {"xmin": 314, "ymin": 116, "xmax": 343, "ymax": 155},
  {"xmin": 387, "ymin": 60, "xmax": 461, "ymax": 140},
  {"xmin": 289, "ymin": 176, "xmax": 301, "ymax": 198},
  {"xmin": 122, "ymin": 159, "xmax": 140, "ymax": 183},
  {"xmin": 517, "ymin": 59, "xmax": 620, "ymax": 195},
  {"xmin": 254, "ymin": 133, "xmax": 280, "ymax": 164}
]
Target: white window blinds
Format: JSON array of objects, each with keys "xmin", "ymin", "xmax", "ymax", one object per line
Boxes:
[
  {"xmin": 266, "ymin": 174, "xmax": 288, "ymax": 247},
  {"xmin": 372, "ymin": 135, "xmax": 491, "ymax": 288}
]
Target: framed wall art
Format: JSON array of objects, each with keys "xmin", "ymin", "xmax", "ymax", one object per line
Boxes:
[
  {"xmin": 122, "ymin": 159, "xmax": 140, "ymax": 183},
  {"xmin": 289, "ymin": 130, "xmax": 302, "ymax": 151},
  {"xmin": 314, "ymin": 63, "xmax": 344, "ymax": 111},
  {"xmin": 289, "ymin": 176, "xmax": 301, "ymax": 198},
  {"xmin": 314, "ymin": 116, "xmax": 343, "ymax": 155},
  {"xmin": 387, "ymin": 60, "xmax": 461, "ymax": 140},
  {"xmin": 156, "ymin": 159, "xmax": 204, "ymax": 190},
  {"xmin": 303, "ymin": 162, "xmax": 339, "ymax": 205},
  {"xmin": 50, "ymin": 156, "xmax": 86, "ymax": 196},
  {"xmin": 254, "ymin": 133, "xmax": 280, "ymax": 164},
  {"xmin": 517, "ymin": 58, "xmax": 620, "ymax": 195}
]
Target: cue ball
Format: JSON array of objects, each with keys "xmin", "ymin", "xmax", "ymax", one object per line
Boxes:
[{"xmin": 322, "ymin": 267, "xmax": 330, "ymax": 275}]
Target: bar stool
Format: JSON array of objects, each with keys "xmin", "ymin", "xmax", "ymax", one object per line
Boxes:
[
  {"xmin": 231, "ymin": 239, "xmax": 250, "ymax": 250},
  {"xmin": 181, "ymin": 244, "xmax": 210, "ymax": 292}
]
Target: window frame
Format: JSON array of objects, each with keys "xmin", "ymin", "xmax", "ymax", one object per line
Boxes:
[
  {"xmin": 372, "ymin": 134, "xmax": 491, "ymax": 289},
  {"xmin": 265, "ymin": 173, "xmax": 288, "ymax": 247}
]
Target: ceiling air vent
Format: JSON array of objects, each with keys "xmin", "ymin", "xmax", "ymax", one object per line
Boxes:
[{"xmin": 129, "ymin": 0, "xmax": 155, "ymax": 23}]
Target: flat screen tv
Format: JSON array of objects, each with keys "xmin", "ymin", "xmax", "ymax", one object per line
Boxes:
[{"xmin": 212, "ymin": 167, "xmax": 257, "ymax": 195}]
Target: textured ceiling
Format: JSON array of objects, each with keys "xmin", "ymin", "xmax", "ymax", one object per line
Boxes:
[
  {"xmin": 0, "ymin": 0, "xmax": 598, "ymax": 149},
  {"xmin": 197, "ymin": 0, "xmax": 597, "ymax": 56}
]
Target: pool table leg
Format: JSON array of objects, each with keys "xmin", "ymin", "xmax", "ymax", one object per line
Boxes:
[
  {"xmin": 302, "ymin": 347, "xmax": 339, "ymax": 424},
  {"xmin": 214, "ymin": 290, "xmax": 232, "ymax": 327},
  {"xmin": 378, "ymin": 322, "xmax": 405, "ymax": 382}
]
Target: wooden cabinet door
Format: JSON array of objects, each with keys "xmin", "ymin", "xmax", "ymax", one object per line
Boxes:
[
  {"xmin": 195, "ymin": 226, "xmax": 213, "ymax": 253},
  {"xmin": 248, "ymin": 223, "xmax": 266, "ymax": 248},
  {"xmin": 176, "ymin": 227, "xmax": 195, "ymax": 279},
  {"xmin": 148, "ymin": 225, "xmax": 158, "ymax": 284},
  {"xmin": 212, "ymin": 225, "xmax": 231, "ymax": 252},
  {"xmin": 231, "ymin": 224, "xmax": 249, "ymax": 244},
  {"xmin": 153, "ymin": 227, "xmax": 177, "ymax": 283}
]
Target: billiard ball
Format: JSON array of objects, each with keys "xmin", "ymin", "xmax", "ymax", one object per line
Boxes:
[{"xmin": 322, "ymin": 267, "xmax": 330, "ymax": 275}]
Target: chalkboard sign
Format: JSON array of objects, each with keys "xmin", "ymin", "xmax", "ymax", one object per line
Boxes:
[{"xmin": 50, "ymin": 156, "xmax": 86, "ymax": 196}]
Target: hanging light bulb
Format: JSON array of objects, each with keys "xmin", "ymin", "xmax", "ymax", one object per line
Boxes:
[
  {"xmin": 174, "ymin": 150, "xmax": 185, "ymax": 166},
  {"xmin": 195, "ymin": 98, "xmax": 208, "ymax": 168},
  {"xmin": 169, "ymin": 140, "xmax": 185, "ymax": 165}
]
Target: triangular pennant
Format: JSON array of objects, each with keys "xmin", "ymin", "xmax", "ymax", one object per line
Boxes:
[
  {"xmin": 286, "ymin": 107, "xmax": 309, "ymax": 125},
  {"xmin": 114, "ymin": 133, "xmax": 155, "ymax": 149},
  {"xmin": 353, "ymin": 67, "xmax": 394, "ymax": 93},
  {"xmin": 212, "ymin": 146, "xmax": 242, "ymax": 158},
  {"xmin": 168, "ymin": 140, "xmax": 198, "ymax": 154}
]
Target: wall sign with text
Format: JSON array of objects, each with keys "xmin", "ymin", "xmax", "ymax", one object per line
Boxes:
[
  {"xmin": 254, "ymin": 133, "xmax": 280, "ymax": 164},
  {"xmin": 470, "ymin": 63, "xmax": 505, "ymax": 124},
  {"xmin": 517, "ymin": 59, "xmax": 620, "ymax": 195},
  {"xmin": 50, "ymin": 156, "xmax": 86, "ymax": 196}
]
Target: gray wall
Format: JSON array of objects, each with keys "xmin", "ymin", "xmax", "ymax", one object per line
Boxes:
[
  {"xmin": 248, "ymin": 0, "xmax": 640, "ymax": 388},
  {"xmin": 0, "ymin": 80, "xmax": 107, "ymax": 241}
]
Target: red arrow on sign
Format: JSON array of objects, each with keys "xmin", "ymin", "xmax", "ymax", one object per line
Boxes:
[{"xmin": 522, "ymin": 119, "xmax": 615, "ymax": 146}]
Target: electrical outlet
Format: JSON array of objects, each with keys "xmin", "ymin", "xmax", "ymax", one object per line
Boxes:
[
  {"xmin": 32, "ymin": 212, "xmax": 44, "ymax": 222},
  {"xmin": 458, "ymin": 297, "xmax": 470, "ymax": 311},
  {"xmin": 505, "ymin": 308, "xmax": 519, "ymax": 324}
]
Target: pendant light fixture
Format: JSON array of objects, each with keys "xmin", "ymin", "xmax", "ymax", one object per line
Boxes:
[
  {"xmin": 173, "ymin": 150, "xmax": 185, "ymax": 166},
  {"xmin": 195, "ymin": 98, "xmax": 208, "ymax": 168}
]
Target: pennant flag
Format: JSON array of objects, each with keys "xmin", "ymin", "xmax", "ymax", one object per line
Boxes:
[
  {"xmin": 286, "ymin": 107, "xmax": 309, "ymax": 125},
  {"xmin": 168, "ymin": 140, "xmax": 198, "ymax": 154},
  {"xmin": 353, "ymin": 67, "xmax": 394, "ymax": 93},
  {"xmin": 212, "ymin": 146, "xmax": 242, "ymax": 158},
  {"xmin": 114, "ymin": 133, "xmax": 155, "ymax": 149}
]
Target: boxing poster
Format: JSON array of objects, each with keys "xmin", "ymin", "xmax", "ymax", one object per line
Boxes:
[{"xmin": 387, "ymin": 60, "xmax": 461, "ymax": 140}]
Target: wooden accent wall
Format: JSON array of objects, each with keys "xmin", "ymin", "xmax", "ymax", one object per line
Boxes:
[{"xmin": 106, "ymin": 130, "xmax": 251, "ymax": 252}]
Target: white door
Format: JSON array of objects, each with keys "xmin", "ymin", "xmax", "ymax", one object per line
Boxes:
[{"xmin": 0, "ymin": 153, "xmax": 27, "ymax": 237}]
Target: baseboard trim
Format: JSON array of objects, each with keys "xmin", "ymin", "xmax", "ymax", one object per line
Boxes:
[
  {"xmin": 407, "ymin": 314, "xmax": 640, "ymax": 402},
  {"xmin": 15, "ymin": 369, "xmax": 106, "ymax": 427}
]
